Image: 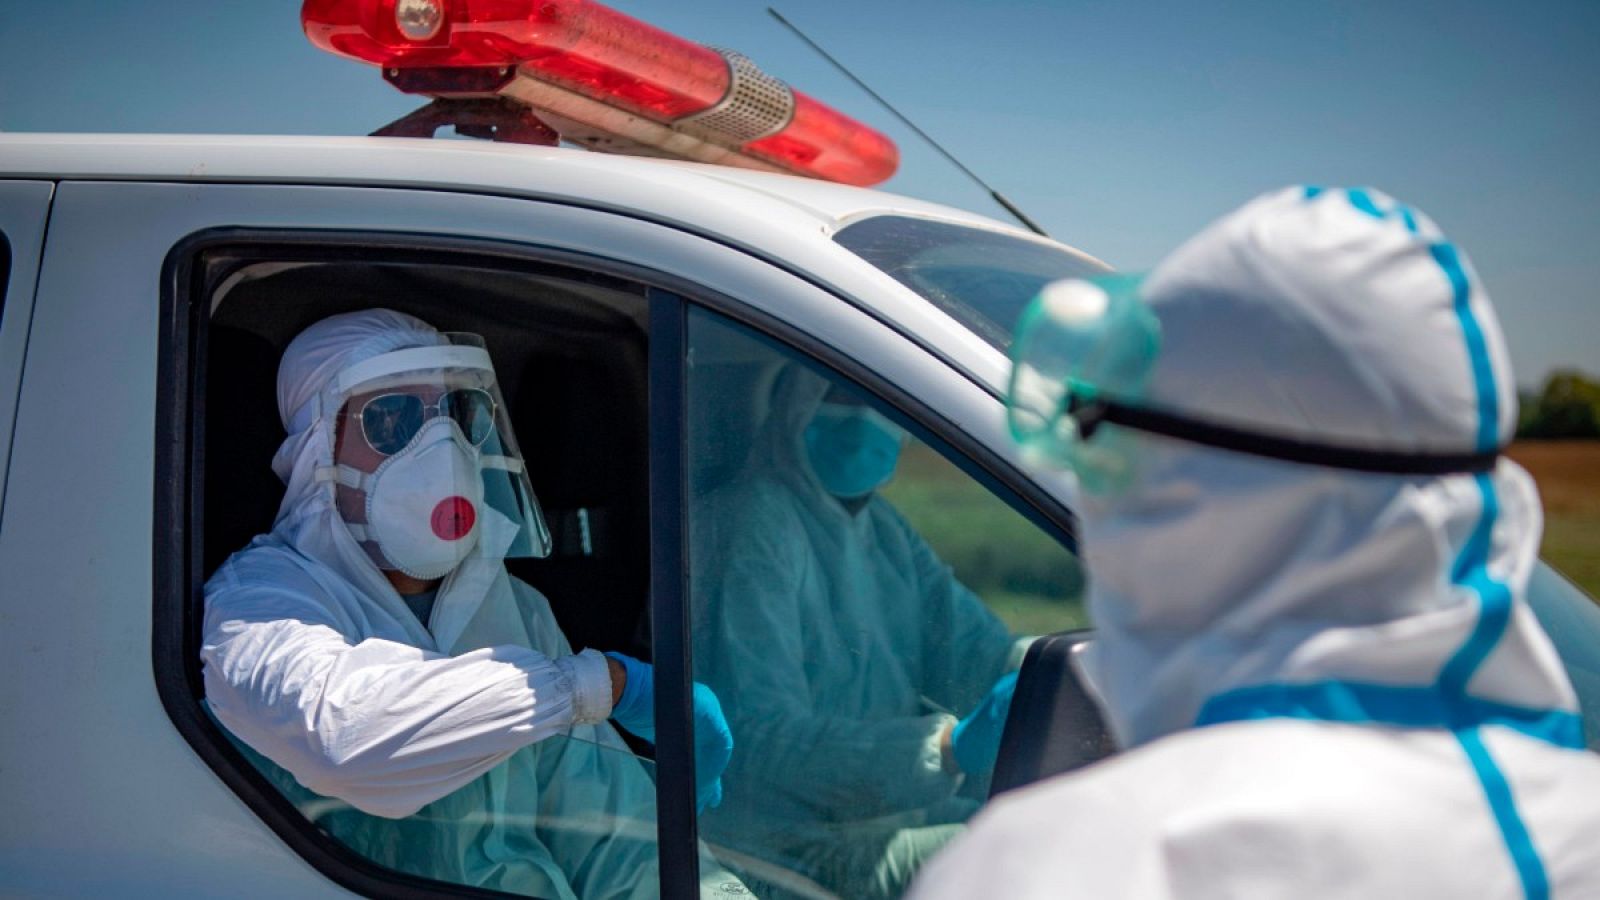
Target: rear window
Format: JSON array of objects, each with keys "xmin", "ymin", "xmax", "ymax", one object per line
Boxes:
[{"xmin": 834, "ymin": 215, "xmax": 1110, "ymax": 350}]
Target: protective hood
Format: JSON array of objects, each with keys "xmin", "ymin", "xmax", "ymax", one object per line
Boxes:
[
  {"xmin": 751, "ymin": 364, "xmax": 842, "ymax": 508},
  {"xmin": 266, "ymin": 309, "xmax": 538, "ymax": 650},
  {"xmin": 1074, "ymin": 187, "xmax": 1579, "ymax": 749}
]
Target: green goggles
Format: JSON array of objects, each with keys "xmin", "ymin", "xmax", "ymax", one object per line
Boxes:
[{"xmin": 1007, "ymin": 275, "xmax": 1499, "ymax": 493}]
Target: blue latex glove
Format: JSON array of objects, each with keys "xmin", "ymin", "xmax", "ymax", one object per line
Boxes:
[
  {"xmin": 605, "ymin": 652, "xmax": 733, "ymax": 812},
  {"xmin": 951, "ymin": 671, "xmax": 1019, "ymax": 775},
  {"xmin": 605, "ymin": 651, "xmax": 657, "ymax": 741},
  {"xmin": 690, "ymin": 681, "xmax": 733, "ymax": 811}
]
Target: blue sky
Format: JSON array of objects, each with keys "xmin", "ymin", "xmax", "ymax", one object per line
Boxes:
[{"xmin": 2, "ymin": 0, "xmax": 1596, "ymax": 386}]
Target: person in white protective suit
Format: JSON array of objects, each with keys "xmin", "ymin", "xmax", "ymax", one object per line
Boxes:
[
  {"xmin": 202, "ymin": 309, "xmax": 747, "ymax": 899},
  {"xmin": 693, "ymin": 366, "xmax": 1030, "ymax": 900},
  {"xmin": 909, "ymin": 187, "xmax": 1600, "ymax": 899}
]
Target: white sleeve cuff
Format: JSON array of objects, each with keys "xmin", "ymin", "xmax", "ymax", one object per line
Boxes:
[
  {"xmin": 557, "ymin": 648, "xmax": 614, "ymax": 725},
  {"xmin": 924, "ymin": 713, "xmax": 962, "ymax": 781}
]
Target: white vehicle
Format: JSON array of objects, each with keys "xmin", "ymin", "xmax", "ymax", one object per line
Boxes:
[{"xmin": 2, "ymin": 3, "xmax": 1598, "ymax": 898}]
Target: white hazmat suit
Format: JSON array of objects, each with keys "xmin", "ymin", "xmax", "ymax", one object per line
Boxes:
[
  {"xmin": 910, "ymin": 187, "xmax": 1600, "ymax": 899},
  {"xmin": 203, "ymin": 309, "xmax": 746, "ymax": 898}
]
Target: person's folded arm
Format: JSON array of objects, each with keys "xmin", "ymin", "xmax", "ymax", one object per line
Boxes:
[{"xmin": 201, "ymin": 562, "xmax": 612, "ymax": 819}]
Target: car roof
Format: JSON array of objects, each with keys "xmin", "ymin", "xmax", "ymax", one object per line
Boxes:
[
  {"xmin": 0, "ymin": 133, "xmax": 1106, "ymax": 393},
  {"xmin": 0, "ymin": 133, "xmax": 1022, "ymax": 233}
]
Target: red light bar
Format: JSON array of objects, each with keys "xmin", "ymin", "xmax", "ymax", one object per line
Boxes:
[
  {"xmin": 746, "ymin": 91, "xmax": 899, "ymax": 189},
  {"xmin": 302, "ymin": 0, "xmax": 898, "ymax": 186}
]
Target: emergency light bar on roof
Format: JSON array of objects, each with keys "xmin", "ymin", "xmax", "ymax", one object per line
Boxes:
[{"xmin": 301, "ymin": 0, "xmax": 900, "ymax": 186}]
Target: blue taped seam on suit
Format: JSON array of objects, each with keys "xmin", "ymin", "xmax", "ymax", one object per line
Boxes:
[
  {"xmin": 1195, "ymin": 681, "xmax": 1583, "ymax": 749},
  {"xmin": 1200, "ymin": 188, "xmax": 1550, "ymax": 898},
  {"xmin": 1344, "ymin": 187, "xmax": 1385, "ymax": 219},
  {"xmin": 1399, "ymin": 206, "xmax": 1420, "ymax": 235},
  {"xmin": 1459, "ymin": 727, "xmax": 1551, "ymax": 900},
  {"xmin": 1431, "ymin": 241, "xmax": 1500, "ymax": 453},
  {"xmin": 1438, "ymin": 473, "xmax": 1511, "ymax": 697},
  {"xmin": 1426, "ymin": 236, "xmax": 1547, "ymax": 900}
]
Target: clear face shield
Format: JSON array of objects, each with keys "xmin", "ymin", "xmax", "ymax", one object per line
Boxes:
[{"xmin": 316, "ymin": 333, "xmax": 552, "ymax": 580}]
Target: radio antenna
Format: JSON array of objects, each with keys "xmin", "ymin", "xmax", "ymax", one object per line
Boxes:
[{"xmin": 767, "ymin": 7, "xmax": 1049, "ymax": 237}]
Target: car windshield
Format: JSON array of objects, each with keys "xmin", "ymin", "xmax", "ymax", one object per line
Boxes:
[{"xmin": 834, "ymin": 214, "xmax": 1112, "ymax": 350}]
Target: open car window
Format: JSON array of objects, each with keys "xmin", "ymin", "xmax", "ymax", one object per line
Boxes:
[{"xmin": 184, "ymin": 248, "xmax": 679, "ymax": 899}]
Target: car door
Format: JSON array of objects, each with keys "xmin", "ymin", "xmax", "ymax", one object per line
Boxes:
[{"xmin": 0, "ymin": 176, "xmax": 1100, "ymax": 898}]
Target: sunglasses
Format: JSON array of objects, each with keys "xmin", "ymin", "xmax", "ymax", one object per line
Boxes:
[{"xmin": 354, "ymin": 388, "xmax": 497, "ymax": 456}]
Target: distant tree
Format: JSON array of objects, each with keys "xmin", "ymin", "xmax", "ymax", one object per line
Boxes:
[
  {"xmin": 1517, "ymin": 390, "xmax": 1543, "ymax": 436},
  {"xmin": 1518, "ymin": 370, "xmax": 1600, "ymax": 439}
]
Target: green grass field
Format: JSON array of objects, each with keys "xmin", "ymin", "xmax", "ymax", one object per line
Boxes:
[
  {"xmin": 881, "ymin": 444, "xmax": 1087, "ymax": 636},
  {"xmin": 1509, "ymin": 441, "xmax": 1600, "ymax": 599}
]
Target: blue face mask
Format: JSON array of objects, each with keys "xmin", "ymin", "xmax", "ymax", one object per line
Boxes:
[{"xmin": 802, "ymin": 402, "xmax": 906, "ymax": 499}]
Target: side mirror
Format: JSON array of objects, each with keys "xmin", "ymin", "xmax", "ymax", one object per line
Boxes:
[{"xmin": 989, "ymin": 629, "xmax": 1116, "ymax": 798}]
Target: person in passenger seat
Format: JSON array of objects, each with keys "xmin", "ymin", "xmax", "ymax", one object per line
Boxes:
[
  {"xmin": 202, "ymin": 309, "xmax": 747, "ymax": 899},
  {"xmin": 910, "ymin": 187, "xmax": 1600, "ymax": 899},
  {"xmin": 693, "ymin": 365, "xmax": 1029, "ymax": 900}
]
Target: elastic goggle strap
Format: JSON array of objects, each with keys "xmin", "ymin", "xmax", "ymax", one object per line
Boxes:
[
  {"xmin": 1072, "ymin": 396, "xmax": 1501, "ymax": 476},
  {"xmin": 316, "ymin": 464, "xmax": 370, "ymax": 491},
  {"xmin": 481, "ymin": 455, "xmax": 525, "ymax": 474}
]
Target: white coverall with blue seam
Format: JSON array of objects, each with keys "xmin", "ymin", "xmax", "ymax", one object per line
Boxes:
[{"xmin": 910, "ymin": 187, "xmax": 1600, "ymax": 899}]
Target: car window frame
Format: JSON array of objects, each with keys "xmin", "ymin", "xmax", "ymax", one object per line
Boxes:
[
  {"xmin": 154, "ymin": 224, "xmax": 1083, "ymax": 899},
  {"xmin": 0, "ymin": 179, "xmax": 55, "ymax": 525}
]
